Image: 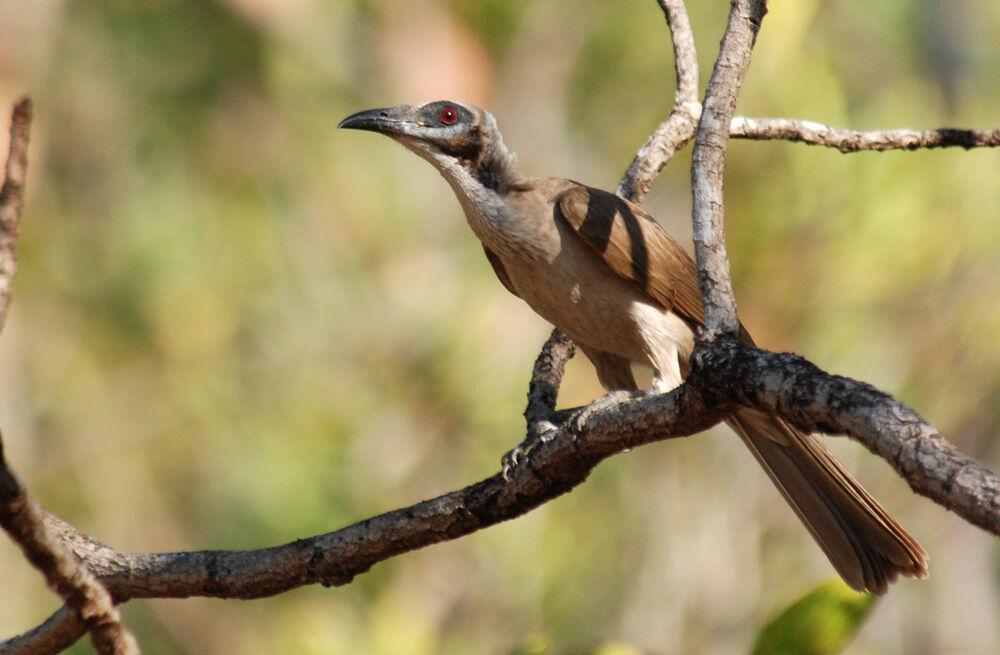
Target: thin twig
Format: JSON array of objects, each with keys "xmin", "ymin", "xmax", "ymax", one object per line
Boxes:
[
  {"xmin": 0, "ymin": 97, "xmax": 31, "ymax": 332},
  {"xmin": 730, "ymin": 116, "xmax": 1000, "ymax": 152}
]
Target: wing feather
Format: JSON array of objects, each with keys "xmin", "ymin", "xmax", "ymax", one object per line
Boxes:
[
  {"xmin": 555, "ymin": 185, "xmax": 705, "ymax": 329},
  {"xmin": 482, "ymin": 245, "xmax": 520, "ymax": 297}
]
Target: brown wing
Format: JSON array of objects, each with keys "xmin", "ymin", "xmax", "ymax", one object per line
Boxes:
[
  {"xmin": 555, "ymin": 185, "xmax": 706, "ymax": 329},
  {"xmin": 482, "ymin": 245, "xmax": 520, "ymax": 297},
  {"xmin": 557, "ymin": 185, "xmax": 926, "ymax": 591}
]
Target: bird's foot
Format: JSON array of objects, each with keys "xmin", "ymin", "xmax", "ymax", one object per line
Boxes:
[{"xmin": 501, "ymin": 419, "xmax": 560, "ymax": 480}]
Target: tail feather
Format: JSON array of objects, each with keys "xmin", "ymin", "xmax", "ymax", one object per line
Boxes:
[{"xmin": 728, "ymin": 409, "xmax": 927, "ymax": 594}]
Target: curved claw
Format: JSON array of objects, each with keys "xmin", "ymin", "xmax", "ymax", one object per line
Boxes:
[
  {"xmin": 501, "ymin": 420, "xmax": 562, "ymax": 480},
  {"xmin": 501, "ymin": 445, "xmax": 529, "ymax": 481}
]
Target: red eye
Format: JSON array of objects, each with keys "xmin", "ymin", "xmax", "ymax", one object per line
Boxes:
[{"xmin": 441, "ymin": 107, "xmax": 457, "ymax": 124}]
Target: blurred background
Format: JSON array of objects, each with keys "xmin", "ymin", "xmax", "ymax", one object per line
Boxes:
[{"xmin": 0, "ymin": 0, "xmax": 999, "ymax": 653}]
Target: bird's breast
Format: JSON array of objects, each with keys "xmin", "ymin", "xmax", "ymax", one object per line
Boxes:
[{"xmin": 498, "ymin": 236, "xmax": 691, "ymax": 369}]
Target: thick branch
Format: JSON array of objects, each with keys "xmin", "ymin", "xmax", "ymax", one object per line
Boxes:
[
  {"xmin": 730, "ymin": 116, "xmax": 1000, "ymax": 152},
  {"xmin": 690, "ymin": 0, "xmax": 767, "ymax": 337},
  {"xmin": 6, "ymin": 331, "xmax": 998, "ymax": 654},
  {"xmin": 0, "ymin": 382, "xmax": 725, "ymax": 655},
  {"xmin": 92, "ymin": 386, "xmax": 723, "ymax": 599},
  {"xmin": 691, "ymin": 337, "xmax": 1000, "ymax": 536},
  {"xmin": 617, "ymin": 0, "xmax": 700, "ymax": 203}
]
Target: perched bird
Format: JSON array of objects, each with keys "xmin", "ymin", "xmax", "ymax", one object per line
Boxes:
[{"xmin": 339, "ymin": 100, "xmax": 927, "ymax": 593}]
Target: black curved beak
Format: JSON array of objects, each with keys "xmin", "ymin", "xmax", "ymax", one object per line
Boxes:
[{"xmin": 338, "ymin": 106, "xmax": 413, "ymax": 135}]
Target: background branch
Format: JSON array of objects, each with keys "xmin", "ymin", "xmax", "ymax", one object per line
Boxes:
[
  {"xmin": 0, "ymin": 97, "xmax": 30, "ymax": 332},
  {"xmin": 0, "ymin": 99, "xmax": 139, "ymax": 655}
]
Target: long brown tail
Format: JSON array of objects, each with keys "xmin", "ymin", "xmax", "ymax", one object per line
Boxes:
[{"xmin": 728, "ymin": 409, "xmax": 927, "ymax": 594}]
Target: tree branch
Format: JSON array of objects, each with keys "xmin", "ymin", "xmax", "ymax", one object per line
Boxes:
[
  {"xmin": 0, "ymin": 608, "xmax": 86, "ymax": 655},
  {"xmin": 730, "ymin": 116, "xmax": 1000, "ymax": 152},
  {"xmin": 0, "ymin": 97, "xmax": 30, "ymax": 333},
  {"xmin": 523, "ymin": 328, "xmax": 576, "ymax": 434},
  {"xmin": 7, "ymin": 332, "xmax": 1000, "ymax": 653},
  {"xmin": 0, "ymin": 435, "xmax": 140, "ymax": 655},
  {"xmin": 690, "ymin": 0, "xmax": 767, "ymax": 338},
  {"xmin": 0, "ymin": 382, "xmax": 729, "ymax": 654},
  {"xmin": 0, "ymin": 101, "xmax": 140, "ymax": 655},
  {"xmin": 691, "ymin": 337, "xmax": 1000, "ymax": 536},
  {"xmin": 617, "ymin": 0, "xmax": 700, "ymax": 203}
]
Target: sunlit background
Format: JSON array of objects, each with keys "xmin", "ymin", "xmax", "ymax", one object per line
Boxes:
[{"xmin": 1, "ymin": 0, "xmax": 999, "ymax": 653}]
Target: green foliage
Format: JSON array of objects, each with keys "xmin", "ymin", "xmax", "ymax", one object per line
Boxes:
[
  {"xmin": 448, "ymin": 0, "xmax": 532, "ymax": 57},
  {"xmin": 751, "ymin": 581, "xmax": 878, "ymax": 655},
  {"xmin": 567, "ymin": 0, "xmax": 674, "ymax": 166}
]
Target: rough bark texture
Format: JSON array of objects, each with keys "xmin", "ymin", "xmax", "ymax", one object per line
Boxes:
[
  {"xmin": 690, "ymin": 0, "xmax": 768, "ymax": 337},
  {"xmin": 730, "ymin": 116, "xmax": 1000, "ymax": 152},
  {"xmin": 523, "ymin": 328, "xmax": 576, "ymax": 433},
  {"xmin": 1, "ymin": 608, "xmax": 85, "ymax": 655},
  {"xmin": 691, "ymin": 337, "xmax": 1000, "ymax": 536}
]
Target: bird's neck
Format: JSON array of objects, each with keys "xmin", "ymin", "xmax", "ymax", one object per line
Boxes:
[
  {"xmin": 437, "ymin": 146, "xmax": 547, "ymax": 261},
  {"xmin": 469, "ymin": 138, "xmax": 523, "ymax": 194}
]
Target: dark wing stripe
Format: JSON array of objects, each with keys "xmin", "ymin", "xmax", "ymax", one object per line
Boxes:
[
  {"xmin": 557, "ymin": 185, "xmax": 704, "ymax": 328},
  {"xmin": 619, "ymin": 198, "xmax": 650, "ymax": 290}
]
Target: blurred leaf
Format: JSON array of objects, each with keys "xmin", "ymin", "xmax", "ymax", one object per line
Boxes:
[
  {"xmin": 751, "ymin": 580, "xmax": 877, "ymax": 655},
  {"xmin": 506, "ymin": 634, "xmax": 552, "ymax": 655},
  {"xmin": 592, "ymin": 643, "xmax": 646, "ymax": 655},
  {"xmin": 567, "ymin": 0, "xmax": 673, "ymax": 165}
]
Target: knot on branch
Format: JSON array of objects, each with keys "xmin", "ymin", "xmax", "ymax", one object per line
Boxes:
[{"xmin": 687, "ymin": 330, "xmax": 841, "ymax": 435}]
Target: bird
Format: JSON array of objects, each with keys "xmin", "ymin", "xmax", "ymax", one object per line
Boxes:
[{"xmin": 339, "ymin": 100, "xmax": 928, "ymax": 594}]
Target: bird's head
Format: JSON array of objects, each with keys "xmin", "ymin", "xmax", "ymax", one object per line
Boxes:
[{"xmin": 339, "ymin": 101, "xmax": 519, "ymax": 191}]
